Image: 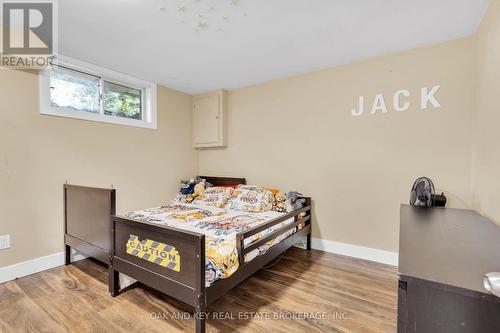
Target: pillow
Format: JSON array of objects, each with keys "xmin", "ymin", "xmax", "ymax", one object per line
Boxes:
[
  {"xmin": 193, "ymin": 187, "xmax": 234, "ymax": 208},
  {"xmin": 203, "ymin": 186, "xmax": 235, "ymax": 195},
  {"xmin": 228, "ymin": 185, "xmax": 274, "ymax": 212},
  {"xmin": 267, "ymin": 188, "xmax": 280, "ymax": 196},
  {"xmin": 216, "ymin": 184, "xmax": 240, "ymax": 189}
]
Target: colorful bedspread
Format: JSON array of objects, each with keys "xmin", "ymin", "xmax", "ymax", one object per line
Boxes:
[{"xmin": 125, "ymin": 202, "xmax": 298, "ymax": 285}]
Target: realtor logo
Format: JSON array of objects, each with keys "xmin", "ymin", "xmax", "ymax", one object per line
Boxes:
[{"xmin": 1, "ymin": 0, "xmax": 57, "ymax": 68}]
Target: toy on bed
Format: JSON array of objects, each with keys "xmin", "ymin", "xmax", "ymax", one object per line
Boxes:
[
  {"xmin": 272, "ymin": 191, "xmax": 287, "ymax": 213},
  {"xmin": 176, "ymin": 177, "xmax": 211, "ymax": 203},
  {"xmin": 287, "ymin": 191, "xmax": 307, "ymax": 211},
  {"xmin": 187, "ymin": 180, "xmax": 206, "ymax": 203},
  {"xmin": 179, "ymin": 179, "xmax": 192, "ymax": 194},
  {"xmin": 272, "ymin": 191, "xmax": 307, "ymax": 213}
]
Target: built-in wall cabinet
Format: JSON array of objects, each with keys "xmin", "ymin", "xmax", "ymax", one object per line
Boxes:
[{"xmin": 192, "ymin": 90, "xmax": 228, "ymax": 148}]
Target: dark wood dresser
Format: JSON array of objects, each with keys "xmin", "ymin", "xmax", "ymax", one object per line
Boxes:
[{"xmin": 398, "ymin": 205, "xmax": 500, "ymax": 333}]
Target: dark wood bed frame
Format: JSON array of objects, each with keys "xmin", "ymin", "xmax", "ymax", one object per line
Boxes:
[{"xmin": 64, "ymin": 177, "xmax": 312, "ymax": 333}]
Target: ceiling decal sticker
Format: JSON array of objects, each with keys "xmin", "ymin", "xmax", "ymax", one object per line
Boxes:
[{"xmin": 159, "ymin": 0, "xmax": 248, "ymax": 33}]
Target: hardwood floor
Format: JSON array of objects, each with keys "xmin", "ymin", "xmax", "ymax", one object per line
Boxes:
[{"xmin": 0, "ymin": 248, "xmax": 397, "ymax": 333}]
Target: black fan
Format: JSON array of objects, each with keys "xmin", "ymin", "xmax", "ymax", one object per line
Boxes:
[{"xmin": 409, "ymin": 177, "xmax": 447, "ymax": 207}]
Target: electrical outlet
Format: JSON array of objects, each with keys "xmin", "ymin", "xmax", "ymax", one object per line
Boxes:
[{"xmin": 0, "ymin": 235, "xmax": 10, "ymax": 250}]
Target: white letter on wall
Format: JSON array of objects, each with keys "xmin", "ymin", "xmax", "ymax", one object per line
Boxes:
[
  {"xmin": 371, "ymin": 94, "xmax": 388, "ymax": 114},
  {"xmin": 421, "ymin": 85, "xmax": 441, "ymax": 110},
  {"xmin": 393, "ymin": 89, "xmax": 410, "ymax": 112},
  {"xmin": 351, "ymin": 96, "xmax": 365, "ymax": 116}
]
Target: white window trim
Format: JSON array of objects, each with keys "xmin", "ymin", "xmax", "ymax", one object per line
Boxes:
[{"xmin": 39, "ymin": 55, "xmax": 157, "ymax": 129}]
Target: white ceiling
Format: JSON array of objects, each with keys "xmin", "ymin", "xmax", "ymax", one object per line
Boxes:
[{"xmin": 59, "ymin": 0, "xmax": 490, "ymax": 94}]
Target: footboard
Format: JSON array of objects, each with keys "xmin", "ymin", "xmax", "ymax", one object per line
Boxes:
[
  {"xmin": 110, "ymin": 216, "xmax": 207, "ymax": 332},
  {"xmin": 206, "ymin": 198, "xmax": 312, "ymax": 303},
  {"xmin": 236, "ymin": 197, "xmax": 312, "ymax": 265}
]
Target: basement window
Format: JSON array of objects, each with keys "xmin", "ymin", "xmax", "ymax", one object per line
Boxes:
[{"xmin": 39, "ymin": 56, "xmax": 157, "ymax": 129}]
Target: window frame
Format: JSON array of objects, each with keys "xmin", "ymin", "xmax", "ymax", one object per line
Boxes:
[{"xmin": 39, "ymin": 56, "xmax": 157, "ymax": 129}]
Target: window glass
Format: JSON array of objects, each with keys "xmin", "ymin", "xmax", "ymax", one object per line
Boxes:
[
  {"xmin": 50, "ymin": 67, "xmax": 100, "ymax": 113},
  {"xmin": 40, "ymin": 59, "xmax": 156, "ymax": 129},
  {"xmin": 104, "ymin": 81, "xmax": 142, "ymax": 120}
]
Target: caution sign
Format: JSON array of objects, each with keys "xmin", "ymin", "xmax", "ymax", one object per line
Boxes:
[{"xmin": 126, "ymin": 235, "xmax": 180, "ymax": 272}]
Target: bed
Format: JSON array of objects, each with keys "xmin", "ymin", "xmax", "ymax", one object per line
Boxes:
[{"xmin": 64, "ymin": 177, "xmax": 312, "ymax": 333}]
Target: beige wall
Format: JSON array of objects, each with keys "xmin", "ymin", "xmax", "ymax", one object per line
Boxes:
[
  {"xmin": 198, "ymin": 38, "xmax": 477, "ymax": 252},
  {"xmin": 0, "ymin": 69, "xmax": 197, "ymax": 267},
  {"xmin": 472, "ymin": 1, "xmax": 500, "ymax": 226},
  {"xmin": 2, "ymin": 4, "xmax": 497, "ymax": 267}
]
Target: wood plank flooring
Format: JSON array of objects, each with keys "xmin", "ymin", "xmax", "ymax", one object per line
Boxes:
[{"xmin": 0, "ymin": 248, "xmax": 397, "ymax": 333}]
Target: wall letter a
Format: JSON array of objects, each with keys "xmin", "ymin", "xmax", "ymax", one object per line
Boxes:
[{"xmin": 371, "ymin": 94, "xmax": 388, "ymax": 114}]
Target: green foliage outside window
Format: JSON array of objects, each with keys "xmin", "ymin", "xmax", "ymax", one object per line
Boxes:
[
  {"xmin": 104, "ymin": 82, "xmax": 142, "ymax": 120},
  {"xmin": 50, "ymin": 67, "xmax": 143, "ymax": 120}
]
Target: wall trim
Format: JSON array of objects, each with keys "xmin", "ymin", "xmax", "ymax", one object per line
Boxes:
[
  {"xmin": 0, "ymin": 250, "xmax": 87, "ymax": 284},
  {"xmin": 311, "ymin": 238, "xmax": 399, "ymax": 266}
]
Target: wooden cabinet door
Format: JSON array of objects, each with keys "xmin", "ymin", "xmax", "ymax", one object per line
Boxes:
[
  {"xmin": 193, "ymin": 95, "xmax": 220, "ymax": 146},
  {"xmin": 399, "ymin": 277, "xmax": 500, "ymax": 333}
]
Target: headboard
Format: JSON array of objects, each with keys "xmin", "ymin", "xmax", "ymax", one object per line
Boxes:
[{"xmin": 199, "ymin": 176, "xmax": 246, "ymax": 186}]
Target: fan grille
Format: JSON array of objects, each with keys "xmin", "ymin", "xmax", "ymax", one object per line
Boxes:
[{"xmin": 410, "ymin": 177, "xmax": 435, "ymax": 207}]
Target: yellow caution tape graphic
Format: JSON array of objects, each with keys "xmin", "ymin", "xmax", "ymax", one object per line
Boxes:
[{"xmin": 126, "ymin": 235, "xmax": 180, "ymax": 272}]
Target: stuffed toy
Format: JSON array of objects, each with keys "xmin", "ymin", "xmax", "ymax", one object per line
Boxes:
[
  {"xmin": 193, "ymin": 181, "xmax": 205, "ymax": 197},
  {"xmin": 188, "ymin": 181, "xmax": 205, "ymax": 203},
  {"xmin": 185, "ymin": 194, "xmax": 195, "ymax": 203},
  {"xmin": 287, "ymin": 191, "xmax": 307, "ymax": 211},
  {"xmin": 180, "ymin": 178, "xmax": 196, "ymax": 195},
  {"xmin": 273, "ymin": 191, "xmax": 287, "ymax": 213},
  {"xmin": 180, "ymin": 177, "xmax": 207, "ymax": 202}
]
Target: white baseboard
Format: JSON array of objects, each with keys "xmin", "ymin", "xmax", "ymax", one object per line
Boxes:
[
  {"xmin": 0, "ymin": 250, "xmax": 87, "ymax": 284},
  {"xmin": 311, "ymin": 238, "xmax": 399, "ymax": 266},
  {"xmin": 1, "ymin": 239, "xmax": 398, "ymax": 285}
]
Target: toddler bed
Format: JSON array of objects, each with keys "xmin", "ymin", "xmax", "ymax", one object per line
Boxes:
[
  {"xmin": 64, "ymin": 177, "xmax": 312, "ymax": 333},
  {"xmin": 124, "ymin": 203, "xmax": 302, "ymax": 286}
]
